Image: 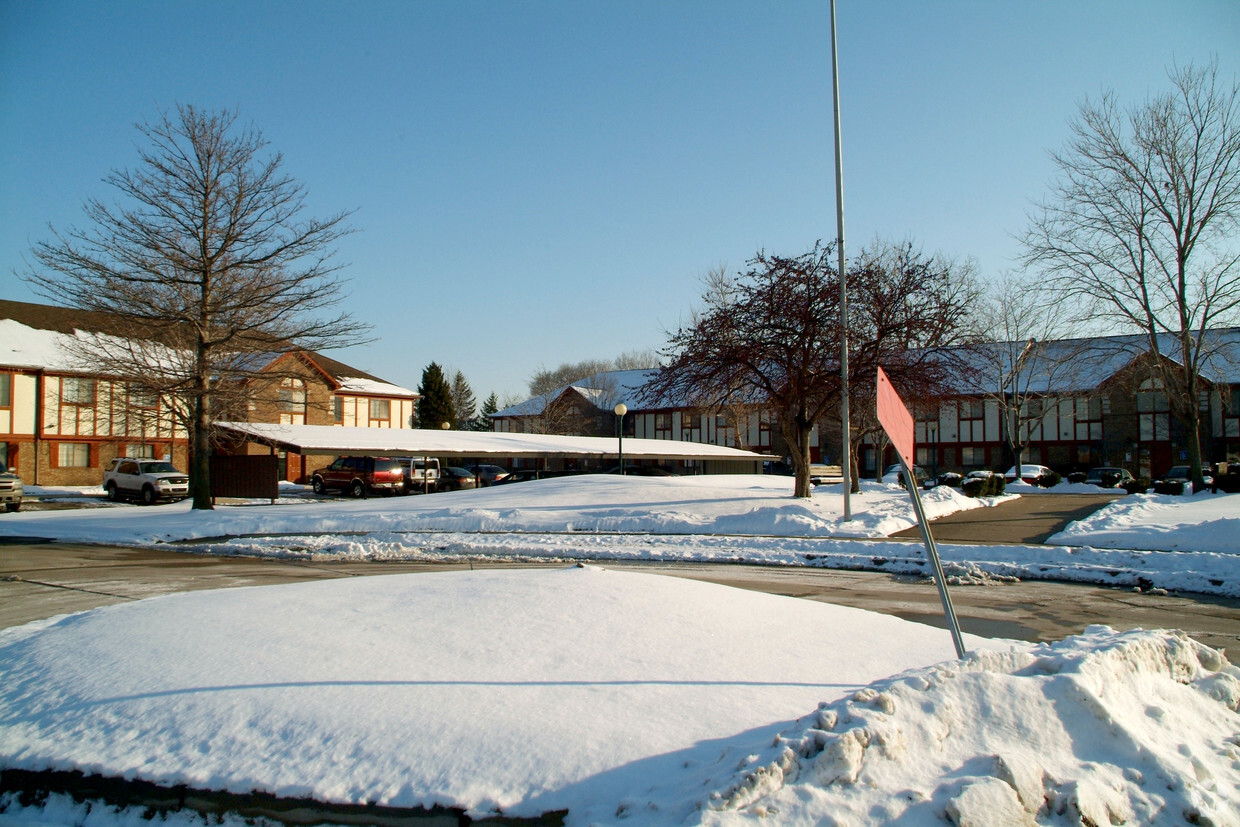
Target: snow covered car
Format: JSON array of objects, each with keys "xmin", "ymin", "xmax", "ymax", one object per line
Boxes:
[
  {"xmin": 0, "ymin": 462, "xmax": 23, "ymax": 512},
  {"xmin": 1084, "ymin": 466, "xmax": 1135, "ymax": 488},
  {"xmin": 1003, "ymin": 464, "xmax": 1053, "ymax": 484},
  {"xmin": 103, "ymin": 458, "xmax": 190, "ymax": 504}
]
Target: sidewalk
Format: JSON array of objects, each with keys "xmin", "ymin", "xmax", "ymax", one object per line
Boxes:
[{"xmin": 891, "ymin": 492, "xmax": 1123, "ymax": 544}]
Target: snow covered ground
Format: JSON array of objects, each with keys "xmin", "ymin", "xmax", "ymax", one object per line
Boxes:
[
  {"xmin": 9, "ymin": 474, "xmax": 1240, "ymax": 596},
  {"xmin": 2, "ymin": 475, "xmax": 1239, "ymax": 825}
]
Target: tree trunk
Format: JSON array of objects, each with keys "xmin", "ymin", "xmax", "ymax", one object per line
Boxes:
[{"xmin": 190, "ymin": 372, "xmax": 213, "ymax": 510}]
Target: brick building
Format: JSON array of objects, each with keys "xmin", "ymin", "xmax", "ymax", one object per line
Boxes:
[{"xmin": 0, "ymin": 300, "xmax": 418, "ymax": 486}]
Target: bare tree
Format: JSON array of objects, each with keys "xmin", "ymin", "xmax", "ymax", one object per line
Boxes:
[
  {"xmin": 23, "ymin": 105, "xmax": 360, "ymax": 508},
  {"xmin": 842, "ymin": 241, "xmax": 981, "ymax": 487},
  {"xmin": 1021, "ymin": 60, "xmax": 1240, "ymax": 489},
  {"xmin": 643, "ymin": 241, "xmax": 977, "ymax": 497},
  {"xmin": 965, "ymin": 273, "xmax": 1092, "ymax": 475}
]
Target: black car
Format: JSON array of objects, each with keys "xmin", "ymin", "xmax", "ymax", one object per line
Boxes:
[
  {"xmin": 466, "ymin": 464, "xmax": 510, "ymax": 486},
  {"xmin": 439, "ymin": 467, "xmax": 478, "ymax": 491}
]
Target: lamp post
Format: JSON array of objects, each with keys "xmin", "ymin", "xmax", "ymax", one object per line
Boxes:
[{"xmin": 614, "ymin": 403, "xmax": 627, "ymax": 475}]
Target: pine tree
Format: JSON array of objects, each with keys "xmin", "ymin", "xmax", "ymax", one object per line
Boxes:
[
  {"xmin": 416, "ymin": 362, "xmax": 455, "ymax": 429},
  {"xmin": 450, "ymin": 371, "xmax": 477, "ymax": 430},
  {"xmin": 473, "ymin": 392, "xmax": 499, "ymax": 431}
]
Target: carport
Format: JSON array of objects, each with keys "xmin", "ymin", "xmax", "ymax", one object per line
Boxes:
[{"xmin": 214, "ymin": 421, "xmax": 769, "ymax": 492}]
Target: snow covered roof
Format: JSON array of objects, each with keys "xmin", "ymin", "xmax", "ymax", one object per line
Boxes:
[
  {"xmin": 0, "ymin": 300, "xmax": 416, "ymax": 397},
  {"xmin": 493, "ymin": 369, "xmax": 667, "ymax": 418},
  {"xmin": 940, "ymin": 329, "xmax": 1240, "ymax": 396},
  {"xmin": 216, "ymin": 421, "xmax": 770, "ymax": 461}
]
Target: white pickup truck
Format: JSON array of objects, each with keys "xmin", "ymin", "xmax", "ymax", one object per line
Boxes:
[{"xmin": 103, "ymin": 458, "xmax": 190, "ymax": 505}]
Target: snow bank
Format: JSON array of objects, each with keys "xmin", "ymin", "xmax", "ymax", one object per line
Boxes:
[
  {"xmin": 697, "ymin": 627, "xmax": 1240, "ymax": 826},
  {"xmin": 0, "ymin": 567, "xmax": 998, "ymax": 821}
]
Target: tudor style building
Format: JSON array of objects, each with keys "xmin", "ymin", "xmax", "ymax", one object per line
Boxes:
[
  {"xmin": 493, "ymin": 331, "xmax": 1240, "ymax": 480},
  {"xmin": 0, "ymin": 299, "xmax": 418, "ymax": 487}
]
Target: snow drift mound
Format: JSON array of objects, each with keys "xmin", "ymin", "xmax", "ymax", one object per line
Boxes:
[{"xmin": 701, "ymin": 627, "xmax": 1240, "ymax": 826}]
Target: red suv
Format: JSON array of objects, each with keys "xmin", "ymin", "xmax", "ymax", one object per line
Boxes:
[{"xmin": 310, "ymin": 456, "xmax": 405, "ymax": 497}]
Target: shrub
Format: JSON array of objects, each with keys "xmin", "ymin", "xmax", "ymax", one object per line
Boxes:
[
  {"xmin": 1067, "ymin": 472, "xmax": 1086, "ymax": 484},
  {"xmin": 1097, "ymin": 470, "xmax": 1123, "ymax": 488},
  {"xmin": 1153, "ymin": 479, "xmax": 1185, "ymax": 495},
  {"xmin": 1036, "ymin": 470, "xmax": 1062, "ymax": 488},
  {"xmin": 1122, "ymin": 477, "xmax": 1151, "ymax": 495},
  {"xmin": 961, "ymin": 474, "xmax": 1006, "ymax": 498},
  {"xmin": 936, "ymin": 472, "xmax": 963, "ymax": 489}
]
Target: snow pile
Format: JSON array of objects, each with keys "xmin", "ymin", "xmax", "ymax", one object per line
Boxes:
[
  {"xmin": 698, "ymin": 627, "xmax": 1240, "ymax": 826},
  {"xmin": 0, "ymin": 567, "xmax": 997, "ymax": 822},
  {"xmin": 1048, "ymin": 492, "xmax": 1240, "ymax": 554}
]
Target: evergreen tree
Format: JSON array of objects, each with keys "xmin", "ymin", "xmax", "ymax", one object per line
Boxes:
[
  {"xmin": 416, "ymin": 362, "xmax": 455, "ymax": 429},
  {"xmin": 473, "ymin": 392, "xmax": 499, "ymax": 432},
  {"xmin": 450, "ymin": 371, "xmax": 477, "ymax": 430}
]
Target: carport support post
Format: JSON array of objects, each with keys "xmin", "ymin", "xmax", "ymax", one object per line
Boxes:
[{"xmin": 901, "ymin": 458, "xmax": 967, "ymax": 658}]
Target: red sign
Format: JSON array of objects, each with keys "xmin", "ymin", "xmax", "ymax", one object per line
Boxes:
[{"xmin": 876, "ymin": 367, "xmax": 914, "ymax": 469}]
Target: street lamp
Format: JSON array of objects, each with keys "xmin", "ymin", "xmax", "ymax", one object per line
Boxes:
[{"xmin": 614, "ymin": 403, "xmax": 627, "ymax": 475}]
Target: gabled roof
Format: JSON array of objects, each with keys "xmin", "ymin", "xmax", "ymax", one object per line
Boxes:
[
  {"xmin": 493, "ymin": 369, "xmax": 660, "ymax": 418},
  {"xmin": 0, "ymin": 299, "xmax": 417, "ymax": 397},
  {"xmin": 942, "ymin": 329, "xmax": 1240, "ymax": 396}
]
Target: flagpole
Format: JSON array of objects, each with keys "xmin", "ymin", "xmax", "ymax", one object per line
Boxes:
[{"xmin": 829, "ymin": 0, "xmax": 852, "ymax": 520}]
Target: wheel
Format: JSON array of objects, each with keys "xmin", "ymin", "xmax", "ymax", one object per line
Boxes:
[
  {"xmin": 350, "ymin": 480, "xmax": 366, "ymax": 498},
  {"xmin": 105, "ymin": 482, "xmax": 119, "ymax": 502},
  {"xmin": 141, "ymin": 485, "xmax": 157, "ymax": 505},
  {"xmin": 5, "ymin": 502, "xmax": 18, "ymax": 513},
  {"xmin": 312, "ymin": 476, "xmax": 326, "ymax": 495}
]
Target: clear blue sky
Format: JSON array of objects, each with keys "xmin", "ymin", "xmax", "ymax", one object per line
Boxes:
[{"xmin": 2, "ymin": 1, "xmax": 1237, "ymax": 405}]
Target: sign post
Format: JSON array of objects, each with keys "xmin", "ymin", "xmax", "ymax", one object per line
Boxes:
[{"xmin": 876, "ymin": 367, "xmax": 967, "ymax": 658}]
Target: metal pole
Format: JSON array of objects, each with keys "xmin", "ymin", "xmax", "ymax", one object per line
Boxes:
[
  {"xmin": 901, "ymin": 458, "xmax": 967, "ymax": 658},
  {"xmin": 614, "ymin": 403, "xmax": 627, "ymax": 475},
  {"xmin": 830, "ymin": 0, "xmax": 851, "ymax": 520}
]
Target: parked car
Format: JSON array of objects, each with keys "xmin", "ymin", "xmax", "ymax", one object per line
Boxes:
[
  {"xmin": 1084, "ymin": 466, "xmax": 1135, "ymax": 488},
  {"xmin": 310, "ymin": 456, "xmax": 405, "ymax": 497},
  {"xmin": 1158, "ymin": 465, "xmax": 1211, "ymax": 486},
  {"xmin": 606, "ymin": 464, "xmax": 678, "ymax": 476},
  {"xmin": 466, "ymin": 464, "xmax": 510, "ymax": 486},
  {"xmin": 493, "ymin": 469, "xmax": 541, "ymax": 485},
  {"xmin": 439, "ymin": 466, "xmax": 478, "ymax": 491},
  {"xmin": 1003, "ymin": 464, "xmax": 1053, "ymax": 484},
  {"xmin": 881, "ymin": 464, "xmax": 930, "ymax": 487},
  {"xmin": 0, "ymin": 462, "xmax": 23, "ymax": 512},
  {"xmin": 398, "ymin": 457, "xmax": 441, "ymax": 494},
  {"xmin": 102, "ymin": 457, "xmax": 189, "ymax": 504}
]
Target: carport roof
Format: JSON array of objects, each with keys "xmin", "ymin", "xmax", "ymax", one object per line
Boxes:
[{"xmin": 216, "ymin": 421, "xmax": 770, "ymax": 462}]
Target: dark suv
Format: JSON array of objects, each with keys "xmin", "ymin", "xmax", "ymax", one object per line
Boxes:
[{"xmin": 310, "ymin": 456, "xmax": 405, "ymax": 497}]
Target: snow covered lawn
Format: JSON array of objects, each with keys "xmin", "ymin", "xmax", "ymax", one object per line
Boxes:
[{"xmin": 9, "ymin": 474, "xmax": 1240, "ymax": 597}]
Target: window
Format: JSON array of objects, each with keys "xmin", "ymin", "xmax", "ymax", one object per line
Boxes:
[
  {"xmin": 57, "ymin": 442, "xmax": 90, "ymax": 467},
  {"xmin": 332, "ymin": 396, "xmax": 344, "ymax": 423},
  {"xmin": 129, "ymin": 386, "xmax": 159, "ymax": 409},
  {"xmin": 369, "ymin": 398, "xmax": 390, "ymax": 421},
  {"xmin": 0, "ymin": 373, "xmax": 11, "ymax": 407},
  {"xmin": 278, "ymin": 378, "xmax": 306, "ymax": 413},
  {"xmin": 62, "ymin": 377, "xmax": 96, "ymax": 406},
  {"xmin": 960, "ymin": 446, "xmax": 983, "ymax": 466},
  {"xmin": 654, "ymin": 412, "xmax": 672, "ymax": 439},
  {"xmin": 680, "ymin": 412, "xmax": 697, "ymax": 430},
  {"xmin": 125, "ymin": 444, "xmax": 156, "ymax": 459}
]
